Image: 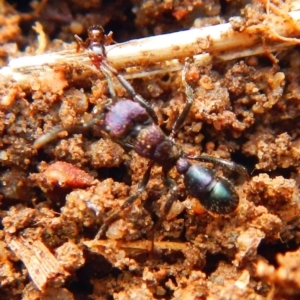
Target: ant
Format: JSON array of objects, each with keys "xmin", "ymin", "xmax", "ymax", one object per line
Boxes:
[{"xmin": 34, "ymin": 25, "xmax": 248, "ymax": 240}]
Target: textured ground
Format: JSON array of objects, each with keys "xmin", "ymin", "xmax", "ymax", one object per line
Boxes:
[{"xmin": 0, "ymin": 0, "xmax": 300, "ymax": 299}]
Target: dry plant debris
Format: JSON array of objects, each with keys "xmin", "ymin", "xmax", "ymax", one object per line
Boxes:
[
  {"xmin": 0, "ymin": 0, "xmax": 300, "ymax": 299},
  {"xmin": 7, "ymin": 236, "xmax": 70, "ymax": 291}
]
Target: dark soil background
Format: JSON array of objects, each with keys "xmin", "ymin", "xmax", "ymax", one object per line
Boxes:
[{"xmin": 0, "ymin": 0, "xmax": 300, "ymax": 299}]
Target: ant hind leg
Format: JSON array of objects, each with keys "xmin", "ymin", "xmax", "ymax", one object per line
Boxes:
[
  {"xmin": 186, "ymin": 155, "xmax": 248, "ymax": 177},
  {"xmin": 94, "ymin": 161, "xmax": 155, "ymax": 240},
  {"xmin": 151, "ymin": 170, "xmax": 179, "ymax": 239}
]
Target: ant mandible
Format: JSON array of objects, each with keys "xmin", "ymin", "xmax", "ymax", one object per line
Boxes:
[{"xmin": 34, "ymin": 25, "xmax": 248, "ymax": 239}]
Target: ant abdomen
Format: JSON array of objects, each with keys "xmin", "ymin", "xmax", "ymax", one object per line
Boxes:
[{"xmin": 177, "ymin": 159, "xmax": 239, "ymax": 215}]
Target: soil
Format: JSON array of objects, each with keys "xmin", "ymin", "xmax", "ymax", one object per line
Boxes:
[{"xmin": 0, "ymin": 0, "xmax": 300, "ymax": 299}]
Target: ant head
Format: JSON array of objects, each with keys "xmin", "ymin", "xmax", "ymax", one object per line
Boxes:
[{"xmin": 88, "ymin": 25, "xmax": 105, "ymax": 41}]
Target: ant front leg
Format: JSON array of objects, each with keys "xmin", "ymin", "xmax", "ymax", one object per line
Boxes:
[
  {"xmin": 94, "ymin": 161, "xmax": 155, "ymax": 240},
  {"xmin": 101, "ymin": 61, "xmax": 159, "ymax": 124},
  {"xmin": 74, "ymin": 34, "xmax": 88, "ymax": 53},
  {"xmin": 170, "ymin": 61, "xmax": 194, "ymax": 139}
]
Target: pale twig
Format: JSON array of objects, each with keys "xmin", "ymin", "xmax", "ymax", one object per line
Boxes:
[
  {"xmin": 1, "ymin": 10, "xmax": 300, "ymax": 81},
  {"xmin": 83, "ymin": 239, "xmax": 188, "ymax": 253}
]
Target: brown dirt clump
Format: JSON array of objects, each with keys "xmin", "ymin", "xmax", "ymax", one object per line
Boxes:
[{"xmin": 1, "ymin": 0, "xmax": 300, "ymax": 299}]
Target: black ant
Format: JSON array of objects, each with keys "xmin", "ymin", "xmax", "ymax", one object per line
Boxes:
[{"xmin": 34, "ymin": 25, "xmax": 248, "ymax": 240}]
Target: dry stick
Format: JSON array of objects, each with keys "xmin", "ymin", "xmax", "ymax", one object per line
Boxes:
[
  {"xmin": 83, "ymin": 239, "xmax": 188, "ymax": 253},
  {"xmin": 1, "ymin": 10, "xmax": 300, "ymax": 81}
]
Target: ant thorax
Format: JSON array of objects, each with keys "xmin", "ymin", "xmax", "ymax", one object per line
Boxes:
[
  {"xmin": 104, "ymin": 99, "xmax": 150, "ymax": 139},
  {"xmin": 104, "ymin": 99, "xmax": 181, "ymax": 168}
]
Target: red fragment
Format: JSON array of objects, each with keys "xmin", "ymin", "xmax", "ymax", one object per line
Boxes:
[{"xmin": 43, "ymin": 161, "xmax": 94, "ymax": 188}]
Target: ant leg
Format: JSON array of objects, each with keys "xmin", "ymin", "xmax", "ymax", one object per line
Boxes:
[
  {"xmin": 33, "ymin": 101, "xmax": 110, "ymax": 149},
  {"xmin": 170, "ymin": 61, "xmax": 194, "ymax": 139},
  {"xmin": 33, "ymin": 126, "xmax": 70, "ymax": 149},
  {"xmin": 101, "ymin": 65, "xmax": 117, "ymax": 101},
  {"xmin": 94, "ymin": 160, "xmax": 155, "ymax": 240},
  {"xmin": 33, "ymin": 57, "xmax": 117, "ymax": 150},
  {"xmin": 161, "ymin": 174, "xmax": 178, "ymax": 218},
  {"xmin": 101, "ymin": 61, "xmax": 159, "ymax": 124},
  {"xmin": 148, "ymin": 171, "xmax": 178, "ymax": 252},
  {"xmin": 105, "ymin": 31, "xmax": 115, "ymax": 45},
  {"xmin": 74, "ymin": 34, "xmax": 82, "ymax": 43},
  {"xmin": 74, "ymin": 34, "xmax": 87, "ymax": 52},
  {"xmin": 151, "ymin": 170, "xmax": 178, "ymax": 235},
  {"xmin": 186, "ymin": 155, "xmax": 248, "ymax": 177}
]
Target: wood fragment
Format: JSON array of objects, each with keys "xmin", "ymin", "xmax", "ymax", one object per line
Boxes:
[
  {"xmin": 84, "ymin": 239, "xmax": 188, "ymax": 254},
  {"xmin": 7, "ymin": 236, "xmax": 69, "ymax": 291}
]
